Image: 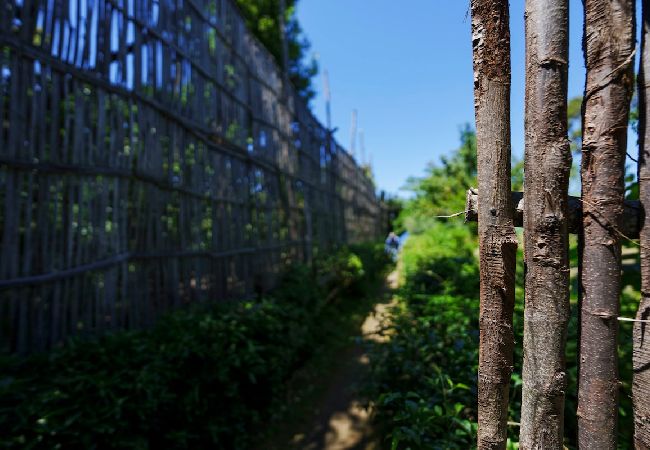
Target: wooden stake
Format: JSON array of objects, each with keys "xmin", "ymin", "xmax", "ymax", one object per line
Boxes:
[
  {"xmin": 520, "ymin": 0, "xmax": 571, "ymax": 446},
  {"xmin": 470, "ymin": 1, "xmax": 518, "ymax": 448},
  {"xmin": 635, "ymin": 1, "xmax": 650, "ymax": 446},
  {"xmin": 579, "ymin": 1, "xmax": 635, "ymax": 448}
]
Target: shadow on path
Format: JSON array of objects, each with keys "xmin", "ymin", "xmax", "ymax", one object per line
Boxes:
[{"xmin": 286, "ymin": 272, "xmax": 398, "ymax": 450}]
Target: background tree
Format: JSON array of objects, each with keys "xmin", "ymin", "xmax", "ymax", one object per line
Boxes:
[
  {"xmin": 234, "ymin": 0, "xmax": 318, "ymax": 102},
  {"xmin": 397, "ymin": 125, "xmax": 477, "ymax": 232}
]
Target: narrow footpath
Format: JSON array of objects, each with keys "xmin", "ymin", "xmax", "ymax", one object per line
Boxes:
[{"xmin": 263, "ymin": 272, "xmax": 398, "ymax": 450}]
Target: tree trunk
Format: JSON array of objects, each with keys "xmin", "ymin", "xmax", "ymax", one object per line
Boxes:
[
  {"xmin": 520, "ymin": 0, "xmax": 571, "ymax": 448},
  {"xmin": 470, "ymin": 2, "xmax": 518, "ymax": 448},
  {"xmin": 578, "ymin": 1, "xmax": 635, "ymax": 449},
  {"xmin": 635, "ymin": 1, "xmax": 650, "ymax": 447}
]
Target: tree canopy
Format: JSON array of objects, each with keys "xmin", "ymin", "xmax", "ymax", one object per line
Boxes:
[{"xmin": 234, "ymin": 0, "xmax": 318, "ymax": 102}]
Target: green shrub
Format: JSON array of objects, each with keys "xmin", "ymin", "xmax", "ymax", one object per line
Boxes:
[
  {"xmin": 400, "ymin": 223, "xmax": 478, "ymax": 299},
  {"xmin": 347, "ymin": 243, "xmax": 393, "ymax": 293},
  {"xmin": 316, "ymin": 243, "xmax": 391, "ymax": 298},
  {"xmin": 0, "ymin": 296, "xmax": 314, "ymax": 449},
  {"xmin": 365, "ymin": 292, "xmax": 479, "ymax": 450}
]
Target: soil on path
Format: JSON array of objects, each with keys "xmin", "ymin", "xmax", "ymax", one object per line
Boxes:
[{"xmin": 264, "ymin": 272, "xmax": 398, "ymax": 450}]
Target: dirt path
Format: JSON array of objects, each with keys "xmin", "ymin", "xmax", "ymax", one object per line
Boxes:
[{"xmin": 279, "ymin": 272, "xmax": 398, "ymax": 450}]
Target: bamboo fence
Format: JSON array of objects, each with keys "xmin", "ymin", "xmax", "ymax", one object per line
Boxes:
[{"xmin": 0, "ymin": 0, "xmax": 384, "ymax": 353}]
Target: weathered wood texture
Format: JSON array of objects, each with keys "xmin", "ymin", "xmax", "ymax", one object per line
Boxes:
[
  {"xmin": 0, "ymin": 0, "xmax": 383, "ymax": 354},
  {"xmin": 520, "ymin": 0, "xmax": 571, "ymax": 447},
  {"xmin": 470, "ymin": 1, "xmax": 518, "ymax": 448},
  {"xmin": 636, "ymin": 1, "xmax": 650, "ymax": 447},
  {"xmin": 579, "ymin": 1, "xmax": 635, "ymax": 449},
  {"xmin": 465, "ymin": 190, "xmax": 640, "ymax": 238}
]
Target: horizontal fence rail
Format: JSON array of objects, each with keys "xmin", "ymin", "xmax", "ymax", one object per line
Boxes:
[{"xmin": 0, "ymin": 0, "xmax": 384, "ymax": 353}]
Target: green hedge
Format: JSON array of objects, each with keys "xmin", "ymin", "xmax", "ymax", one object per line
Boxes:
[{"xmin": 0, "ymin": 243, "xmax": 390, "ymax": 449}]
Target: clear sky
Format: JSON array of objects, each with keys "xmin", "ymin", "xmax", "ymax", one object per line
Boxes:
[{"xmin": 297, "ymin": 0, "xmax": 638, "ymax": 197}]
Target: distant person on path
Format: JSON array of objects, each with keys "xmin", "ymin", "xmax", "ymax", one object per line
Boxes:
[{"xmin": 385, "ymin": 231, "xmax": 400, "ymax": 261}]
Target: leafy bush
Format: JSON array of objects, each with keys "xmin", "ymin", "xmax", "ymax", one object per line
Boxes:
[
  {"xmin": 399, "ymin": 223, "xmax": 478, "ymax": 299},
  {"xmin": 0, "ymin": 244, "xmax": 389, "ymax": 449},
  {"xmin": 365, "ymin": 295, "xmax": 479, "ymax": 450},
  {"xmin": 0, "ymin": 294, "xmax": 313, "ymax": 449},
  {"xmin": 318, "ymin": 248, "xmax": 364, "ymax": 287},
  {"xmin": 364, "ymin": 223, "xmax": 481, "ymax": 450},
  {"xmin": 316, "ymin": 243, "xmax": 391, "ymax": 299}
]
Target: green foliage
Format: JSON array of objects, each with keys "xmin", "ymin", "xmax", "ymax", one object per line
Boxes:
[
  {"xmin": 0, "ymin": 290, "xmax": 315, "ymax": 449},
  {"xmin": 346, "ymin": 243, "xmax": 395, "ymax": 292},
  {"xmin": 511, "ymin": 158, "xmax": 524, "ymax": 191},
  {"xmin": 318, "ymin": 248, "xmax": 364, "ymax": 285},
  {"xmin": 364, "ymin": 223, "xmax": 480, "ymax": 449},
  {"xmin": 0, "ymin": 245, "xmax": 389, "ymax": 449},
  {"xmin": 311, "ymin": 243, "xmax": 392, "ymax": 302},
  {"xmin": 567, "ymin": 96, "xmax": 582, "ymax": 154},
  {"xmin": 363, "ymin": 225, "xmax": 527, "ymax": 450},
  {"xmin": 365, "ymin": 293, "xmax": 479, "ymax": 449},
  {"xmin": 400, "ymin": 223, "xmax": 478, "ymax": 299},
  {"xmin": 397, "ymin": 125, "xmax": 477, "ymax": 233},
  {"xmin": 234, "ymin": 0, "xmax": 318, "ymax": 102}
]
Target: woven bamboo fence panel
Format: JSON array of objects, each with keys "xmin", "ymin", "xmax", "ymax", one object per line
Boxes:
[{"xmin": 0, "ymin": 0, "xmax": 383, "ymax": 353}]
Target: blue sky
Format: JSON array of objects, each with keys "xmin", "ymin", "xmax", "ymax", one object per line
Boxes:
[{"xmin": 297, "ymin": 0, "xmax": 634, "ymax": 196}]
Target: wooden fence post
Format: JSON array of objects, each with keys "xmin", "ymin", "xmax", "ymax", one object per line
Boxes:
[
  {"xmin": 635, "ymin": 0, "xmax": 650, "ymax": 446},
  {"xmin": 578, "ymin": 1, "xmax": 635, "ymax": 448},
  {"xmin": 520, "ymin": 0, "xmax": 571, "ymax": 447},
  {"xmin": 470, "ymin": 1, "xmax": 519, "ymax": 448}
]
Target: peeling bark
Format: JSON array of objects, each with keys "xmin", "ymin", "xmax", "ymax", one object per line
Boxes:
[
  {"xmin": 470, "ymin": 2, "xmax": 518, "ymax": 449},
  {"xmin": 520, "ymin": 0, "xmax": 571, "ymax": 448},
  {"xmin": 578, "ymin": 1, "xmax": 635, "ymax": 449},
  {"xmin": 635, "ymin": 1, "xmax": 650, "ymax": 447}
]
